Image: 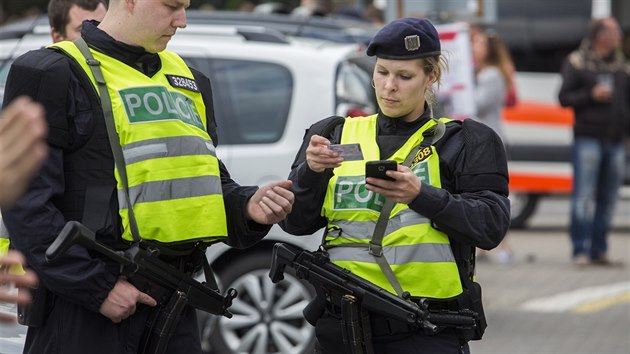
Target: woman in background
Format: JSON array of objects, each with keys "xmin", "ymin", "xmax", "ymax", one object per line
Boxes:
[{"xmin": 471, "ymin": 27, "xmax": 516, "ymax": 264}]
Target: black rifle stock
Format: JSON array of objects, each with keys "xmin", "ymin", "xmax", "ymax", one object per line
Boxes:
[
  {"xmin": 46, "ymin": 221, "xmax": 237, "ymax": 317},
  {"xmin": 270, "ymin": 243, "xmax": 476, "ymax": 334}
]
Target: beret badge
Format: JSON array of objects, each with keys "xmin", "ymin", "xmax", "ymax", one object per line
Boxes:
[{"xmin": 404, "ymin": 35, "xmax": 421, "ymax": 51}]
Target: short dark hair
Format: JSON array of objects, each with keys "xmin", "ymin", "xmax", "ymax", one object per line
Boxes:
[{"xmin": 47, "ymin": 0, "xmax": 107, "ymax": 37}]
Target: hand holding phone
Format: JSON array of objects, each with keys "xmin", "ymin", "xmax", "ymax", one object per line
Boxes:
[{"xmin": 365, "ymin": 160, "xmax": 397, "ymax": 182}]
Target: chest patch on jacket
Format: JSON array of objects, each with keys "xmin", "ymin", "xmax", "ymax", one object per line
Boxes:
[
  {"xmin": 410, "ymin": 146, "xmax": 433, "ymax": 168},
  {"xmin": 165, "ymin": 74, "xmax": 200, "ymax": 92}
]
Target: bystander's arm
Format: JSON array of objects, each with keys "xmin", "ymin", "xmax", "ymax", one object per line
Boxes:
[
  {"xmin": 0, "ymin": 97, "xmax": 48, "ymax": 208},
  {"xmin": 558, "ymin": 59, "xmax": 593, "ymax": 108}
]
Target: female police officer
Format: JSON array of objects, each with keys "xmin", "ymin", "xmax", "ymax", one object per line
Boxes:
[{"xmin": 280, "ymin": 18, "xmax": 510, "ymax": 354}]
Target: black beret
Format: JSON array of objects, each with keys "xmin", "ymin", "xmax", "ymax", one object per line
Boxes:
[{"xmin": 366, "ymin": 18, "xmax": 441, "ymax": 59}]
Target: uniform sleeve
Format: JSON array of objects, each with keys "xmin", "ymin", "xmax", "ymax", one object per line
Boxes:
[
  {"xmin": 280, "ymin": 117, "xmax": 344, "ymax": 235},
  {"xmin": 280, "ymin": 162, "xmax": 331, "ymax": 235},
  {"xmin": 408, "ymin": 120, "xmax": 510, "ymax": 250},
  {"xmin": 2, "ymin": 50, "xmax": 117, "ymax": 312},
  {"xmin": 2, "ymin": 49, "xmax": 71, "ymax": 148},
  {"xmin": 2, "ymin": 148, "xmax": 117, "ymax": 313},
  {"xmin": 192, "ymin": 68, "xmax": 271, "ymax": 248}
]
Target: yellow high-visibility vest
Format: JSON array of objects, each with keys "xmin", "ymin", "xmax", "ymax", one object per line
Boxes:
[
  {"xmin": 322, "ymin": 115, "xmax": 462, "ymax": 299},
  {"xmin": 52, "ymin": 41, "xmax": 228, "ymax": 245}
]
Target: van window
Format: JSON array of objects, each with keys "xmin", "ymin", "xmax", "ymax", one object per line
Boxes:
[{"xmin": 183, "ymin": 57, "xmax": 292, "ymax": 145}]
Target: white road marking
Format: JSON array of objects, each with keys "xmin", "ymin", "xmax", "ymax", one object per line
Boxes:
[{"xmin": 520, "ymin": 281, "xmax": 630, "ymax": 313}]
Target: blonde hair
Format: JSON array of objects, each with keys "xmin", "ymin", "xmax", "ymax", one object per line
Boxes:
[{"xmin": 420, "ymin": 55, "xmax": 448, "ymax": 117}]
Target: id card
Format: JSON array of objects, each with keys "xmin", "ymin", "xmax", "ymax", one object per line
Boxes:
[{"xmin": 329, "ymin": 143, "xmax": 364, "ymax": 161}]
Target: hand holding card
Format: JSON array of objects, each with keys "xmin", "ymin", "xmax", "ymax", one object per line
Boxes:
[{"xmin": 328, "ymin": 144, "xmax": 364, "ymax": 161}]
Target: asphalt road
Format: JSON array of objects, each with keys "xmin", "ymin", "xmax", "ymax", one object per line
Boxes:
[{"xmin": 470, "ymin": 196, "xmax": 629, "ymax": 354}]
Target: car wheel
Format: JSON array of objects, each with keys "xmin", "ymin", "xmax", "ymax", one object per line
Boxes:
[
  {"xmin": 208, "ymin": 251, "xmax": 315, "ymax": 354},
  {"xmin": 509, "ymin": 192, "xmax": 539, "ymax": 229}
]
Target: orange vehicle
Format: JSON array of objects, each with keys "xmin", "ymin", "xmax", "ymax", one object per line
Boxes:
[
  {"xmin": 503, "ymin": 96, "xmax": 575, "ymax": 228},
  {"xmin": 505, "ymin": 101, "xmax": 574, "ymax": 196}
]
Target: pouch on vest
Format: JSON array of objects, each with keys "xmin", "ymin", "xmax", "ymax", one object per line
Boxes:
[{"xmin": 456, "ymin": 280, "xmax": 486, "ymax": 341}]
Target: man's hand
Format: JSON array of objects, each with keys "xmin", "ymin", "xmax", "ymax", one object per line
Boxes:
[
  {"xmin": 99, "ymin": 277, "xmax": 157, "ymax": 323},
  {"xmin": 365, "ymin": 165, "xmax": 421, "ymax": 205},
  {"xmin": 0, "ymin": 250, "xmax": 38, "ymax": 323},
  {"xmin": 246, "ymin": 180, "xmax": 294, "ymax": 225},
  {"xmin": 591, "ymin": 83, "xmax": 613, "ymax": 102},
  {"xmin": 0, "ymin": 97, "xmax": 48, "ymax": 208},
  {"xmin": 305, "ymin": 134, "xmax": 343, "ymax": 173}
]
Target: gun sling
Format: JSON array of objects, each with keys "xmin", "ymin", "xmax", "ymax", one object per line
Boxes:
[{"xmin": 367, "ymin": 120, "xmax": 445, "ymax": 298}]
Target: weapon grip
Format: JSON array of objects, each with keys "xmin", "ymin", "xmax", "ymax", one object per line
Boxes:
[
  {"xmin": 270, "ymin": 243, "xmax": 299, "ymax": 283},
  {"xmin": 46, "ymin": 221, "xmax": 95, "ymax": 262}
]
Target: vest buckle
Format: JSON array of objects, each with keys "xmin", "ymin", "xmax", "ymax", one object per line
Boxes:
[
  {"xmin": 86, "ymin": 58, "xmax": 101, "ymax": 67},
  {"xmin": 368, "ymin": 242, "xmax": 383, "ymax": 257}
]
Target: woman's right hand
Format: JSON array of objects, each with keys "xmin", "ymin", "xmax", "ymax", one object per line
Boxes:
[{"xmin": 305, "ymin": 135, "xmax": 344, "ymax": 173}]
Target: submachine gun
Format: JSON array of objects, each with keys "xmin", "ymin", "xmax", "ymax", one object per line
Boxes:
[
  {"xmin": 45, "ymin": 221, "xmax": 237, "ymax": 354},
  {"xmin": 270, "ymin": 243, "xmax": 477, "ymax": 354}
]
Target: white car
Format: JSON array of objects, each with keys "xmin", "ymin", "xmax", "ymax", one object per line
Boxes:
[{"xmin": 0, "ymin": 18, "xmax": 375, "ymax": 354}]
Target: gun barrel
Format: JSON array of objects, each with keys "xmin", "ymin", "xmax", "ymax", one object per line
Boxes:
[{"xmin": 427, "ymin": 311, "xmax": 476, "ymax": 327}]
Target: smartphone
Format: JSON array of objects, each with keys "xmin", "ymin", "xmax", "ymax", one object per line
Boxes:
[{"xmin": 365, "ymin": 160, "xmax": 397, "ymax": 182}]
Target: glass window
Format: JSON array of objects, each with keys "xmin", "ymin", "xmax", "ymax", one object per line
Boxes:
[
  {"xmin": 335, "ymin": 59, "xmax": 376, "ymax": 116},
  {"xmin": 0, "ymin": 59, "xmax": 11, "ymax": 84},
  {"xmin": 0, "ymin": 59, "xmax": 13, "ymax": 106},
  {"xmin": 183, "ymin": 57, "xmax": 292, "ymax": 145}
]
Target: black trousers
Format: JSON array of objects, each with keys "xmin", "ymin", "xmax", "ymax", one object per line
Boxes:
[
  {"xmin": 23, "ymin": 294, "xmax": 202, "ymax": 354},
  {"xmin": 314, "ymin": 312, "xmax": 470, "ymax": 354}
]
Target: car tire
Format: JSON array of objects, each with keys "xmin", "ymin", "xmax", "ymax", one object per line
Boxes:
[
  {"xmin": 206, "ymin": 250, "xmax": 316, "ymax": 354},
  {"xmin": 509, "ymin": 192, "xmax": 539, "ymax": 229}
]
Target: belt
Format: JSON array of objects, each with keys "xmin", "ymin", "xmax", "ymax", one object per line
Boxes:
[
  {"xmin": 369, "ymin": 313, "xmax": 417, "ymax": 337},
  {"xmin": 324, "ymin": 301, "xmax": 417, "ymax": 337}
]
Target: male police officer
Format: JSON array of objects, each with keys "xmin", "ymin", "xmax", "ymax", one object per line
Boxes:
[{"xmin": 1, "ymin": 0, "xmax": 294, "ymax": 353}]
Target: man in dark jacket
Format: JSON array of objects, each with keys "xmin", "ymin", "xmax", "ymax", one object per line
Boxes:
[
  {"xmin": 1, "ymin": 0, "xmax": 294, "ymax": 353},
  {"xmin": 558, "ymin": 17, "xmax": 629, "ymax": 267}
]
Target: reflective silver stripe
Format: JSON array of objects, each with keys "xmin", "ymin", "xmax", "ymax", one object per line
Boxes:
[
  {"xmin": 328, "ymin": 209, "xmax": 429, "ymax": 240},
  {"xmin": 328, "ymin": 243, "xmax": 455, "ymax": 265},
  {"xmin": 118, "ymin": 175, "xmax": 221, "ymax": 208},
  {"xmin": 123, "ymin": 136, "xmax": 216, "ymax": 165},
  {"xmin": 0, "ymin": 221, "xmax": 9, "ymax": 239}
]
